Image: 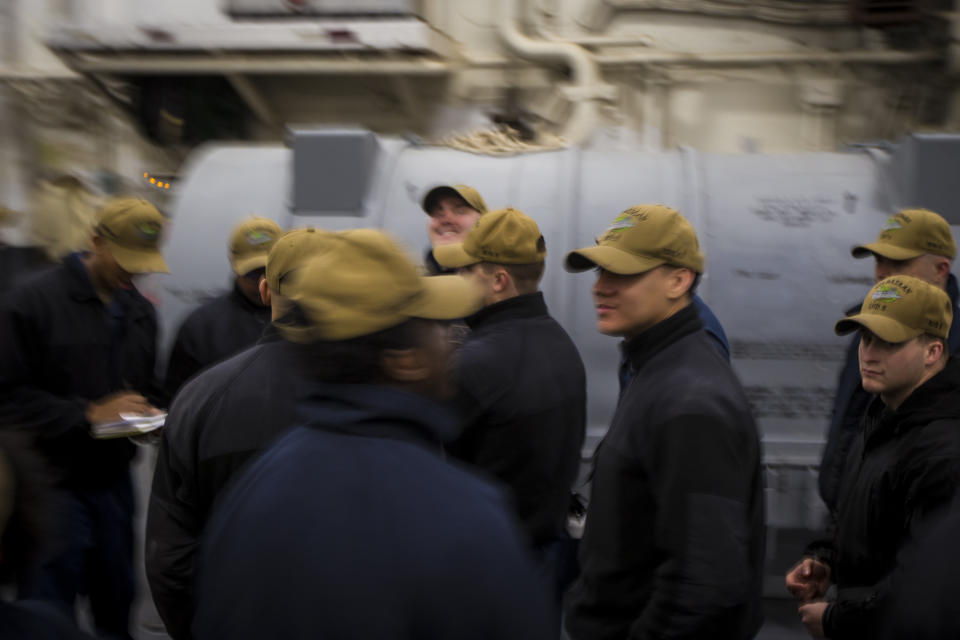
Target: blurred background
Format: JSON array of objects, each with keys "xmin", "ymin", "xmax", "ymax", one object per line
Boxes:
[
  {"xmin": 3, "ymin": 0, "xmax": 958, "ymax": 210},
  {"xmin": 2, "ymin": 1, "xmax": 959, "ymax": 638}
]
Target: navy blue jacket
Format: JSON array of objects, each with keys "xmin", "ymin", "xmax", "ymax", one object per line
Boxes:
[
  {"xmin": 882, "ymin": 506, "xmax": 960, "ymax": 640},
  {"xmin": 163, "ymin": 284, "xmax": 270, "ymax": 402},
  {"xmin": 808, "ymin": 357, "xmax": 960, "ymax": 639},
  {"xmin": 693, "ymin": 295, "xmax": 730, "ymax": 361},
  {"xmin": 193, "ymin": 384, "xmax": 554, "ymax": 640},
  {"xmin": 819, "ymin": 274, "xmax": 960, "ymax": 512},
  {"xmin": 566, "ymin": 304, "xmax": 764, "ymax": 640},
  {"xmin": 147, "ymin": 328, "xmax": 303, "ymax": 640},
  {"xmin": 452, "ymin": 292, "xmax": 586, "ymax": 546},
  {"xmin": 0, "ymin": 254, "xmax": 158, "ymax": 487}
]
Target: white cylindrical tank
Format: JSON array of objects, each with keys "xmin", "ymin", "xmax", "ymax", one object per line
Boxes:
[{"xmin": 158, "ymin": 136, "xmax": 893, "ymax": 475}]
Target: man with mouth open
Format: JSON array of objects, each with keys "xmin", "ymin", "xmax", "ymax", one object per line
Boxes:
[
  {"xmin": 0, "ymin": 196, "xmax": 169, "ymax": 639},
  {"xmin": 563, "ymin": 204, "xmax": 764, "ymax": 640},
  {"xmin": 421, "ymin": 184, "xmax": 488, "ymax": 275},
  {"xmin": 786, "ymin": 274, "xmax": 960, "ymax": 640}
]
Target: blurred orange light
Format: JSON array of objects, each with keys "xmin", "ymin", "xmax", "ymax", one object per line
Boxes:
[
  {"xmin": 149, "ymin": 178, "xmax": 156, "ymax": 184},
  {"xmin": 143, "ymin": 172, "xmax": 148, "ymax": 178}
]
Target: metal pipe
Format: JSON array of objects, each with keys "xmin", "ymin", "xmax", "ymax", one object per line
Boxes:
[
  {"xmin": 497, "ymin": 0, "xmax": 604, "ymax": 145},
  {"xmin": 469, "ymin": 49, "xmax": 941, "ymax": 68},
  {"xmin": 593, "ymin": 49, "xmax": 942, "ymax": 67},
  {"xmin": 551, "ymin": 35, "xmax": 655, "ymax": 48},
  {"xmin": 580, "ymin": 0, "xmax": 850, "ymax": 31},
  {"xmin": 52, "ymin": 54, "xmax": 451, "ymax": 75},
  {"xmin": 0, "ymin": 68, "xmax": 80, "ymax": 81}
]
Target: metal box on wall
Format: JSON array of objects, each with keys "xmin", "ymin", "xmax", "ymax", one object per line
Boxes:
[
  {"xmin": 288, "ymin": 127, "xmax": 378, "ymax": 214},
  {"xmin": 893, "ymin": 133, "xmax": 960, "ymax": 225}
]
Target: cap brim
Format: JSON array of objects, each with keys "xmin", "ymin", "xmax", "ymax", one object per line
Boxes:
[
  {"xmin": 404, "ymin": 275, "xmax": 484, "ymax": 321},
  {"xmin": 851, "ymin": 242, "xmax": 924, "ymax": 260},
  {"xmin": 834, "ymin": 313, "xmax": 920, "ymax": 343},
  {"xmin": 422, "ymin": 186, "xmax": 459, "ymax": 214},
  {"xmin": 432, "ymin": 243, "xmax": 479, "ymax": 269},
  {"xmin": 232, "ymin": 254, "xmax": 268, "ymax": 276},
  {"xmin": 109, "ymin": 243, "xmax": 170, "ymax": 274},
  {"xmin": 564, "ymin": 245, "xmax": 664, "ymax": 274}
]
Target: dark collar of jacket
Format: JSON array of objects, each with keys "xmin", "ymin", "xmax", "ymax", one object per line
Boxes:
[
  {"xmin": 262, "ymin": 304, "xmax": 314, "ymax": 344},
  {"xmin": 863, "ymin": 355, "xmax": 960, "ymax": 445},
  {"xmin": 464, "ymin": 292, "xmax": 548, "ymax": 330},
  {"xmin": 257, "ymin": 321, "xmax": 285, "ymax": 345},
  {"xmin": 63, "ymin": 252, "xmax": 150, "ymax": 319},
  {"xmin": 301, "ymin": 384, "xmax": 461, "ymax": 450},
  {"xmin": 423, "ymin": 247, "xmax": 456, "ymax": 276},
  {"xmin": 229, "ymin": 280, "xmax": 270, "ymax": 315},
  {"xmin": 620, "ymin": 302, "xmax": 703, "ymax": 376}
]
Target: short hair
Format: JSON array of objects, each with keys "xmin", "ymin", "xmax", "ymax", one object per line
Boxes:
[
  {"xmin": 919, "ymin": 332, "xmax": 949, "ymax": 356},
  {"xmin": 479, "ymin": 261, "xmax": 545, "ymax": 295},
  {"xmin": 290, "ymin": 316, "xmax": 434, "ymax": 384}
]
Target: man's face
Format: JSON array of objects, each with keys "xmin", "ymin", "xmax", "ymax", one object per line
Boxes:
[
  {"xmin": 858, "ymin": 330, "xmax": 928, "ymax": 399},
  {"xmin": 873, "ymin": 254, "xmax": 939, "ymax": 284},
  {"xmin": 592, "ymin": 266, "xmax": 675, "ymax": 339},
  {"xmin": 91, "ymin": 239, "xmax": 134, "ymax": 291},
  {"xmin": 237, "ymin": 268, "xmax": 267, "ymax": 307},
  {"xmin": 427, "ymin": 196, "xmax": 481, "ymax": 247}
]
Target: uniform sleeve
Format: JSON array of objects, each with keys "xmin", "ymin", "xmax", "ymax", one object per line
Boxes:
[
  {"xmin": 145, "ymin": 394, "xmax": 206, "ymax": 640},
  {"xmin": 630, "ymin": 414, "xmax": 760, "ymax": 639},
  {"xmin": 0, "ymin": 291, "xmax": 89, "ymax": 438}
]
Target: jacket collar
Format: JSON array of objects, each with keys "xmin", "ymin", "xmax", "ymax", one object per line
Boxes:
[
  {"xmin": 465, "ymin": 292, "xmax": 548, "ymax": 330},
  {"xmin": 230, "ymin": 281, "xmax": 270, "ymax": 315},
  {"xmin": 64, "ymin": 252, "xmax": 152, "ymax": 318},
  {"xmin": 620, "ymin": 302, "xmax": 703, "ymax": 375},
  {"xmin": 64, "ymin": 252, "xmax": 101, "ymax": 303},
  {"xmin": 301, "ymin": 384, "xmax": 461, "ymax": 450},
  {"xmin": 864, "ymin": 356, "xmax": 960, "ymax": 443},
  {"xmin": 258, "ymin": 322, "xmax": 285, "ymax": 344}
]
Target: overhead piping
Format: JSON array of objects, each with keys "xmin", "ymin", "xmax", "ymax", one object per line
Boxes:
[
  {"xmin": 467, "ymin": 48, "xmax": 941, "ymax": 69},
  {"xmin": 592, "ymin": 49, "xmax": 942, "ymax": 67},
  {"xmin": 580, "ymin": 0, "xmax": 851, "ymax": 31},
  {"xmin": 497, "ymin": 0, "xmax": 613, "ymax": 145}
]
